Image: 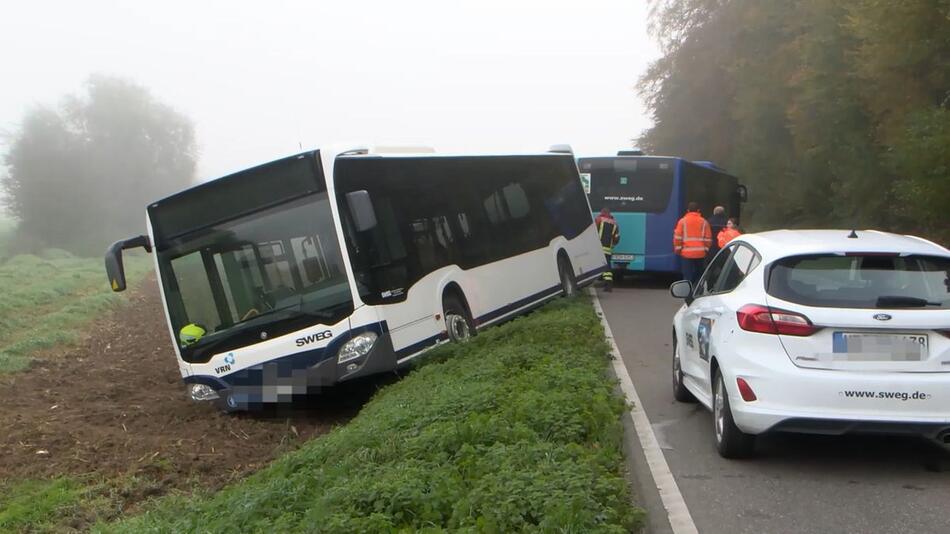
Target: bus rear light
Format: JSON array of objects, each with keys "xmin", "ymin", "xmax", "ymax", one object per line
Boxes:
[
  {"xmin": 736, "ymin": 377, "xmax": 757, "ymax": 402},
  {"xmin": 737, "ymin": 304, "xmax": 819, "ymax": 337}
]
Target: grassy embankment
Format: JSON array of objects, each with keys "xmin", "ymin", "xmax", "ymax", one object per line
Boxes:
[
  {"xmin": 0, "ymin": 216, "xmax": 15, "ymax": 259},
  {"xmin": 0, "ymin": 250, "xmax": 151, "ymax": 373},
  {"xmin": 77, "ymin": 296, "xmax": 643, "ymax": 532}
]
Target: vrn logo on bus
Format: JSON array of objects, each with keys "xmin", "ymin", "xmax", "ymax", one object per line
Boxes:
[{"xmin": 296, "ymin": 330, "xmax": 333, "ymax": 347}]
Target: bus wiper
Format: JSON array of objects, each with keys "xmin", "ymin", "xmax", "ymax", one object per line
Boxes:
[
  {"xmin": 291, "ymin": 293, "xmax": 340, "ymax": 321},
  {"xmin": 298, "ymin": 308, "xmax": 334, "ymax": 320},
  {"xmin": 875, "ymin": 295, "xmax": 940, "ymax": 308}
]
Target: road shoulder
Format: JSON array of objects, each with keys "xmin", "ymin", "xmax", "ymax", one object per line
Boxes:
[{"xmin": 592, "ymin": 289, "xmax": 698, "ymax": 534}]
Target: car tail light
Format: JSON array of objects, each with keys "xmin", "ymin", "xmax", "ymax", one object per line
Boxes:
[
  {"xmin": 737, "ymin": 304, "xmax": 819, "ymax": 336},
  {"xmin": 736, "ymin": 377, "xmax": 757, "ymax": 402}
]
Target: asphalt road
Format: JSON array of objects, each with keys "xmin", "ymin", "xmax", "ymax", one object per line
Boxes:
[{"xmin": 598, "ymin": 276, "xmax": 950, "ymax": 534}]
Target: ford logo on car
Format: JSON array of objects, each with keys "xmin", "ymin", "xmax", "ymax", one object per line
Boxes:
[{"xmin": 873, "ymin": 313, "xmax": 892, "ymax": 321}]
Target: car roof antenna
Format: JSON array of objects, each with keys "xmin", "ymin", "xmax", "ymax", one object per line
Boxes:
[{"xmin": 847, "ymin": 229, "xmax": 858, "ymax": 238}]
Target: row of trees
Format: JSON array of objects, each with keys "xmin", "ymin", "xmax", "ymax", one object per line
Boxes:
[
  {"xmin": 2, "ymin": 75, "xmax": 197, "ymax": 255},
  {"xmin": 639, "ymin": 0, "xmax": 950, "ymax": 241}
]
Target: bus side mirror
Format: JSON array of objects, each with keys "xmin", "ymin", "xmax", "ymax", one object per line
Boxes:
[
  {"xmin": 346, "ymin": 190, "xmax": 378, "ymax": 232},
  {"xmin": 105, "ymin": 235, "xmax": 151, "ymax": 292},
  {"xmin": 737, "ymin": 184, "xmax": 748, "ymax": 203}
]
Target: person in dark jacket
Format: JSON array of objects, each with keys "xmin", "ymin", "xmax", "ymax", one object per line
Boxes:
[
  {"xmin": 595, "ymin": 207, "xmax": 620, "ymax": 292},
  {"xmin": 707, "ymin": 205, "xmax": 728, "ymax": 260}
]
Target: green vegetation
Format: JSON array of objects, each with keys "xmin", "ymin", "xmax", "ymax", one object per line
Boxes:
[
  {"xmin": 0, "ymin": 478, "xmax": 84, "ymax": 532},
  {"xmin": 0, "ymin": 474, "xmax": 176, "ymax": 533},
  {"xmin": 0, "ymin": 251, "xmax": 150, "ymax": 372},
  {"xmin": 103, "ymin": 297, "xmax": 643, "ymax": 532},
  {"xmin": 640, "ymin": 0, "xmax": 950, "ymax": 243},
  {"xmin": 0, "ymin": 215, "xmax": 15, "ymax": 259}
]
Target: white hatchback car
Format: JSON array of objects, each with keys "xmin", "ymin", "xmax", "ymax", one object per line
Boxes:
[{"xmin": 670, "ymin": 230, "xmax": 950, "ymax": 458}]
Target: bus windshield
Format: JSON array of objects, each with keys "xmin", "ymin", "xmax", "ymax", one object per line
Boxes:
[
  {"xmin": 157, "ymin": 193, "xmax": 352, "ymax": 359},
  {"xmin": 583, "ymin": 158, "xmax": 675, "ymax": 213}
]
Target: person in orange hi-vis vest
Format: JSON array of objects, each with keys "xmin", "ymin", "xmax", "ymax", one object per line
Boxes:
[
  {"xmin": 717, "ymin": 217, "xmax": 742, "ymax": 249},
  {"xmin": 595, "ymin": 207, "xmax": 620, "ymax": 292},
  {"xmin": 672, "ymin": 201, "xmax": 711, "ymax": 285}
]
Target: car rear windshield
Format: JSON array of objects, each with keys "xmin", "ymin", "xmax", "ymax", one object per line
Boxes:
[{"xmin": 766, "ymin": 254, "xmax": 950, "ymax": 309}]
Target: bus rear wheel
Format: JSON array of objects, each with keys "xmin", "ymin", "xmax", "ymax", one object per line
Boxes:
[
  {"xmin": 558, "ymin": 256, "xmax": 578, "ymax": 298},
  {"xmin": 443, "ymin": 294, "xmax": 474, "ymax": 343}
]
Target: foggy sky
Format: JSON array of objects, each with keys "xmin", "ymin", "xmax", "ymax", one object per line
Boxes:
[{"xmin": 0, "ymin": 0, "xmax": 658, "ymax": 183}]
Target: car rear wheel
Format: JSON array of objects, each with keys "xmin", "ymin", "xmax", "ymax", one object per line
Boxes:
[
  {"xmin": 672, "ymin": 336, "xmax": 696, "ymax": 403},
  {"xmin": 713, "ymin": 370, "xmax": 756, "ymax": 458}
]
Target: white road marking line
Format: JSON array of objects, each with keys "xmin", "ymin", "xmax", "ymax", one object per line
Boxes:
[{"xmin": 591, "ymin": 291, "xmax": 698, "ymax": 534}]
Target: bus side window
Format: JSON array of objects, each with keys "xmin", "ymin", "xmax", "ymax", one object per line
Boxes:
[
  {"xmin": 432, "ymin": 215, "xmax": 454, "ymax": 250},
  {"xmin": 450, "ymin": 165, "xmax": 494, "ymax": 268},
  {"xmin": 479, "ymin": 180, "xmax": 538, "ymax": 258},
  {"xmin": 503, "ymin": 183, "xmax": 529, "ymax": 219},
  {"xmin": 368, "ymin": 196, "xmax": 410, "ymax": 293},
  {"xmin": 483, "ymin": 190, "xmax": 508, "ymax": 225},
  {"xmin": 505, "ymin": 180, "xmax": 545, "ymax": 252},
  {"xmin": 457, "ymin": 212, "xmax": 471, "ymax": 239}
]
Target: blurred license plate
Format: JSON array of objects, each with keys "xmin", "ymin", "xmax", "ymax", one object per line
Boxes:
[
  {"xmin": 833, "ymin": 332, "xmax": 928, "ymax": 361},
  {"xmin": 612, "ymin": 254, "xmax": 634, "ymax": 261}
]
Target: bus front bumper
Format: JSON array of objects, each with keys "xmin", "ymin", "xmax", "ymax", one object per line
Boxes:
[{"xmin": 185, "ymin": 332, "xmax": 399, "ymax": 411}]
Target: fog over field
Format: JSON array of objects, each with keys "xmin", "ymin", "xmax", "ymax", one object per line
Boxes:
[{"xmin": 0, "ymin": 0, "xmax": 659, "ymax": 183}]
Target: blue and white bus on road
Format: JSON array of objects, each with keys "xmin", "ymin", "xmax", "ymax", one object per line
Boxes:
[
  {"xmin": 105, "ymin": 146, "xmax": 606, "ymax": 410},
  {"xmin": 577, "ymin": 153, "xmax": 746, "ymax": 277}
]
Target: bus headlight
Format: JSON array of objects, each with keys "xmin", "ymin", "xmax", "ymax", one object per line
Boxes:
[
  {"xmin": 338, "ymin": 332, "xmax": 378, "ymax": 363},
  {"xmin": 189, "ymin": 383, "xmax": 219, "ymax": 402}
]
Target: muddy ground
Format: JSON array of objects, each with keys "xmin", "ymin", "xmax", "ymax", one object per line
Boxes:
[{"xmin": 0, "ymin": 276, "xmax": 387, "ymax": 514}]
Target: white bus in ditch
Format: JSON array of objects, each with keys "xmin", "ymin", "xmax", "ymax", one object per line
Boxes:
[{"xmin": 105, "ymin": 146, "xmax": 607, "ymax": 409}]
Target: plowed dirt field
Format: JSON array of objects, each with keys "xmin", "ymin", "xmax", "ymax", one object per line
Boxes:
[{"xmin": 0, "ymin": 276, "xmax": 383, "ymax": 517}]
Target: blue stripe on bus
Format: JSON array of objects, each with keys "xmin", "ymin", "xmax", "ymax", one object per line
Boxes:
[
  {"xmin": 474, "ymin": 284, "xmax": 562, "ymax": 326},
  {"xmin": 395, "ymin": 332, "xmax": 448, "ymax": 360},
  {"xmin": 577, "ymin": 264, "xmax": 608, "ymax": 282},
  {"xmin": 184, "ymin": 266, "xmax": 607, "ymax": 390},
  {"xmin": 475, "ymin": 265, "xmax": 606, "ymax": 326}
]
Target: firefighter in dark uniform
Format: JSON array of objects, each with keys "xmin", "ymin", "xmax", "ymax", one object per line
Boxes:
[{"xmin": 595, "ymin": 207, "xmax": 620, "ymax": 292}]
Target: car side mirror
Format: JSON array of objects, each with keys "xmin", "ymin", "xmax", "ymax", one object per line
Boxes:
[
  {"xmin": 670, "ymin": 280, "xmax": 693, "ymax": 303},
  {"xmin": 345, "ymin": 190, "xmax": 378, "ymax": 232}
]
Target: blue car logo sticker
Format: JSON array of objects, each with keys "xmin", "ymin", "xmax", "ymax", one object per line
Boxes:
[{"xmin": 697, "ymin": 318, "xmax": 713, "ymax": 361}]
